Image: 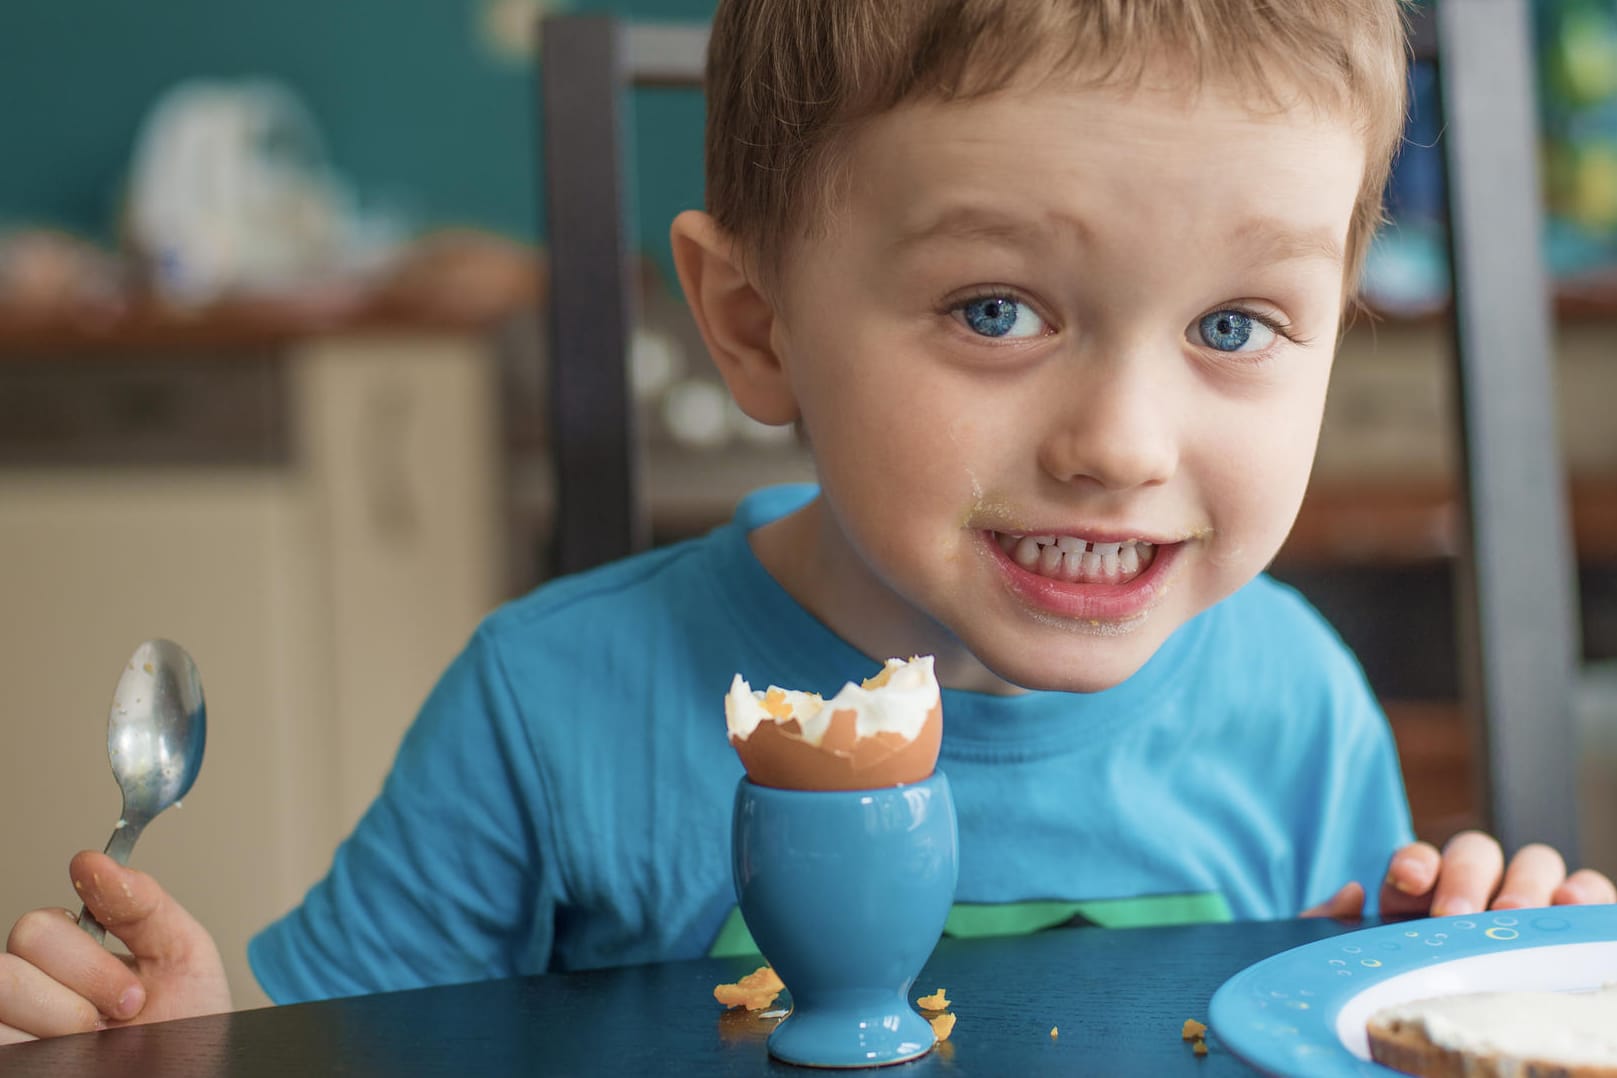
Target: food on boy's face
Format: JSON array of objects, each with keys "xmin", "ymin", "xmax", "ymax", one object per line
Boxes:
[
  {"xmin": 992, "ymin": 534, "xmax": 1158, "ymax": 587},
  {"xmin": 975, "ymin": 527, "xmax": 1185, "ymax": 630},
  {"xmin": 725, "ymin": 656, "xmax": 941, "ymax": 790},
  {"xmin": 749, "ymin": 75, "xmax": 1361, "ymax": 697}
]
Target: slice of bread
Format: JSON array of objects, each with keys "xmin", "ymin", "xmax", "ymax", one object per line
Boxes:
[{"xmin": 1368, "ymin": 989, "xmax": 1617, "ymax": 1078}]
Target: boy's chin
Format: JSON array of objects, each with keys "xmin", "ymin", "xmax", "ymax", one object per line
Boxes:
[{"xmin": 957, "ymin": 622, "xmax": 1169, "ymax": 695}]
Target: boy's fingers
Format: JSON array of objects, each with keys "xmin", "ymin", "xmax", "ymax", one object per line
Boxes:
[
  {"xmin": 1301, "ymin": 881, "xmax": 1364, "ymax": 919},
  {"xmin": 6, "ymin": 906, "xmax": 144, "ymax": 1024},
  {"xmin": 0, "ymin": 951, "xmax": 104, "ymax": 1039},
  {"xmin": 1491, "ymin": 843, "xmax": 1566, "ymax": 910},
  {"xmin": 1552, "ymin": 868, "xmax": 1617, "ymax": 906},
  {"xmin": 0, "ymin": 1018, "xmax": 40, "ymax": 1047},
  {"xmin": 1377, "ymin": 842, "xmax": 1440, "ymax": 918},
  {"xmin": 69, "ymin": 851, "xmax": 203, "ymax": 968},
  {"xmin": 1429, "ymin": 830, "xmax": 1504, "ymax": 917}
]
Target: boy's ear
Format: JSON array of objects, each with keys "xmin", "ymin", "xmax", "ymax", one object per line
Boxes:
[{"xmin": 669, "ymin": 210, "xmax": 799, "ymax": 426}]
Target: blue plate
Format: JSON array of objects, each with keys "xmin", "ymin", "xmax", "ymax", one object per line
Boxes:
[{"xmin": 1209, "ymin": 905, "xmax": 1617, "ymax": 1076}]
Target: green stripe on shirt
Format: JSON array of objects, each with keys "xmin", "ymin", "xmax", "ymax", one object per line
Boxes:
[{"xmin": 707, "ymin": 892, "xmax": 1233, "ymax": 958}]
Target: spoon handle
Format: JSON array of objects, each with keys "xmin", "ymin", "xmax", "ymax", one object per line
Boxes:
[{"xmin": 75, "ymin": 819, "xmax": 150, "ymax": 945}]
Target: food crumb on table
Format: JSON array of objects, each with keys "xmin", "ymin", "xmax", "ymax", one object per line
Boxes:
[
  {"xmin": 713, "ymin": 965, "xmax": 785, "ymax": 1010},
  {"xmin": 929, "ymin": 1012, "xmax": 956, "ymax": 1041},
  {"xmin": 1182, "ymin": 1017, "xmax": 1210, "ymax": 1058},
  {"xmin": 1050, "ymin": 1026, "xmax": 1059, "ymax": 1039},
  {"xmin": 917, "ymin": 988, "xmax": 950, "ymax": 1010}
]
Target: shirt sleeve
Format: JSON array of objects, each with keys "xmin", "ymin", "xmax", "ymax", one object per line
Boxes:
[
  {"xmin": 1295, "ymin": 655, "xmax": 1416, "ymax": 917},
  {"xmin": 248, "ymin": 623, "xmax": 561, "ymax": 1003}
]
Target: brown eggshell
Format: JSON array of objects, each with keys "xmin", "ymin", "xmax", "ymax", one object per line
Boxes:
[{"xmin": 730, "ymin": 698, "xmax": 942, "ymax": 791}]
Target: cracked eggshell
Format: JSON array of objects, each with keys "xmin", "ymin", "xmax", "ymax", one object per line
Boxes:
[{"xmin": 726, "ymin": 657, "xmax": 942, "ymax": 791}]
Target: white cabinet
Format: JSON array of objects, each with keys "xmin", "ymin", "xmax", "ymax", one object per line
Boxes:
[{"xmin": 0, "ymin": 333, "xmax": 503, "ymax": 1009}]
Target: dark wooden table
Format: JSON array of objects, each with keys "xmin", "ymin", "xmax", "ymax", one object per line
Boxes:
[{"xmin": 0, "ymin": 917, "xmax": 1367, "ymax": 1076}]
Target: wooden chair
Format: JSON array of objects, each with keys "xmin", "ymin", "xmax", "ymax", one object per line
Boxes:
[{"xmin": 536, "ymin": 1, "xmax": 1583, "ymax": 859}]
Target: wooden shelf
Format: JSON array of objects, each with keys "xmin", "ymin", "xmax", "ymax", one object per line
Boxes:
[
  {"xmin": 1280, "ymin": 476, "xmax": 1617, "ymax": 567},
  {"xmin": 0, "ymin": 231, "xmax": 543, "ymax": 358},
  {"xmin": 1357, "ymin": 276, "xmax": 1617, "ymax": 327},
  {"xmin": 0, "ymin": 293, "xmax": 537, "ymax": 358}
]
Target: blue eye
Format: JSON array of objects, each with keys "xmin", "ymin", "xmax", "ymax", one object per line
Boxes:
[
  {"xmin": 1195, "ymin": 310, "xmax": 1276, "ymax": 353},
  {"xmin": 955, "ymin": 295, "xmax": 1047, "ymax": 339}
]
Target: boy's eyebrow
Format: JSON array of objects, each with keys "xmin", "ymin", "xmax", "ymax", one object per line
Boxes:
[
  {"xmin": 1233, "ymin": 218, "xmax": 1346, "ymax": 267},
  {"xmin": 887, "ymin": 205, "xmax": 1069, "ymax": 255},
  {"xmin": 889, "ymin": 207, "xmax": 1344, "ymax": 267}
]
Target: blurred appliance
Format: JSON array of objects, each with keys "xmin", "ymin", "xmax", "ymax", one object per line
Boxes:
[{"xmin": 125, "ymin": 79, "xmax": 345, "ymax": 305}]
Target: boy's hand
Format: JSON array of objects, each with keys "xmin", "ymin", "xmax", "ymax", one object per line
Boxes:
[
  {"xmin": 1303, "ymin": 830, "xmax": 1617, "ymax": 921},
  {"xmin": 0, "ymin": 851, "xmax": 231, "ymax": 1045}
]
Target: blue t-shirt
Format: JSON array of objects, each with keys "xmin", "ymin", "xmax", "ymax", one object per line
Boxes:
[{"xmin": 249, "ymin": 485, "xmax": 1412, "ymax": 1003}]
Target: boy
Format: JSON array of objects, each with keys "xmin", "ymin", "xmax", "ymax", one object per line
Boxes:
[{"xmin": 2, "ymin": 0, "xmax": 1610, "ymax": 1041}]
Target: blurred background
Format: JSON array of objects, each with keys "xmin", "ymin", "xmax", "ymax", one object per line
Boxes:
[{"xmin": 0, "ymin": 0, "xmax": 1613, "ymax": 1009}]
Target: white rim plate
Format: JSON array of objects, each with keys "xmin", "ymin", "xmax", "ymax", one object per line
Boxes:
[{"xmin": 1208, "ymin": 904, "xmax": 1617, "ymax": 1076}]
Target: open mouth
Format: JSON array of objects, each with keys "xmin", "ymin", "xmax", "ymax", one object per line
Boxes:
[{"xmin": 990, "ymin": 533, "xmax": 1159, "ymax": 586}]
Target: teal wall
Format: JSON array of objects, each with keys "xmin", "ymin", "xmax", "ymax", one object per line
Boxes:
[{"xmin": 0, "ymin": 0, "xmax": 711, "ymax": 274}]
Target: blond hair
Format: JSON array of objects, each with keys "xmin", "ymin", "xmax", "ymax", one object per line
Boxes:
[{"xmin": 704, "ymin": 0, "xmax": 1410, "ymax": 297}]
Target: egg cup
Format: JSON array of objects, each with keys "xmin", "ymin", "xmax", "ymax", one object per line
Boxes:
[{"xmin": 731, "ymin": 771, "xmax": 959, "ymax": 1068}]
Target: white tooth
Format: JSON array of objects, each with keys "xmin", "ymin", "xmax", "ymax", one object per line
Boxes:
[
  {"xmin": 1081, "ymin": 551, "xmax": 1103, "ymax": 576},
  {"xmin": 1039, "ymin": 543, "xmax": 1063, "ymax": 575},
  {"xmin": 1031, "ymin": 534, "xmax": 1056, "ymax": 546},
  {"xmin": 1099, "ymin": 551, "xmax": 1123, "ymax": 583},
  {"xmin": 1091, "ymin": 542, "xmax": 1121, "ymax": 558},
  {"xmin": 1055, "ymin": 536, "xmax": 1086, "ymax": 554},
  {"xmin": 1014, "ymin": 536, "xmax": 1042, "ymax": 568},
  {"xmin": 1059, "ymin": 551, "xmax": 1083, "ymax": 581},
  {"xmin": 1119, "ymin": 543, "xmax": 1140, "ymax": 574}
]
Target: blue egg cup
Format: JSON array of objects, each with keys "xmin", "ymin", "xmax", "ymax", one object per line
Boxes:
[{"xmin": 731, "ymin": 772, "xmax": 959, "ymax": 1069}]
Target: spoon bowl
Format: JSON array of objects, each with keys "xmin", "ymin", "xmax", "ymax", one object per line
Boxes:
[{"xmin": 78, "ymin": 639, "xmax": 206, "ymax": 944}]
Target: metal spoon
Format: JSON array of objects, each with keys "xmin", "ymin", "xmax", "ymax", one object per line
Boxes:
[{"xmin": 77, "ymin": 640, "xmax": 206, "ymax": 944}]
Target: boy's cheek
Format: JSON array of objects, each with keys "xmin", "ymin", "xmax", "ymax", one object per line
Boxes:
[{"xmin": 797, "ymin": 379, "xmax": 979, "ymax": 476}]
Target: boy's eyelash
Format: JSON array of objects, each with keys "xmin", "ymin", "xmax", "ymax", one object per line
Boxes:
[
  {"xmin": 1222, "ymin": 307, "xmax": 1310, "ymax": 347},
  {"xmin": 948, "ymin": 288, "xmax": 1037, "ymax": 313},
  {"xmin": 938, "ymin": 292, "xmax": 1310, "ymax": 348},
  {"xmin": 942, "ymin": 288, "xmax": 1057, "ymax": 334}
]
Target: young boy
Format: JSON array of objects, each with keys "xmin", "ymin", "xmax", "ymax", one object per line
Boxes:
[{"xmin": 2, "ymin": 0, "xmax": 1611, "ymax": 1042}]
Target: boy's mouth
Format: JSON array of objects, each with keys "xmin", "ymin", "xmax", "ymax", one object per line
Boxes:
[{"xmin": 989, "ymin": 532, "xmax": 1158, "ymax": 586}]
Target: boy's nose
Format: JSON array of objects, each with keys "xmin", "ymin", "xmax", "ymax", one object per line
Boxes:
[{"xmin": 1035, "ymin": 361, "xmax": 1179, "ymax": 492}]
